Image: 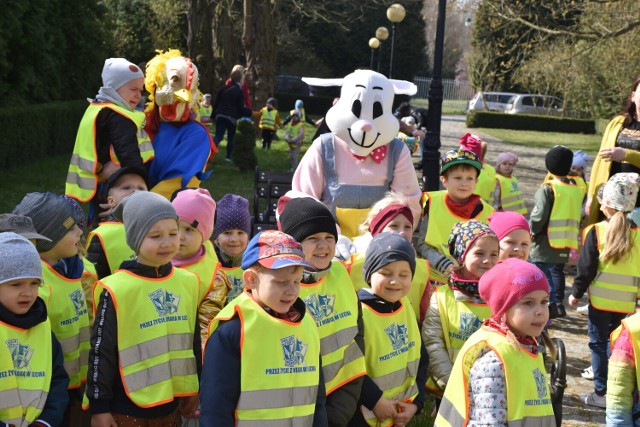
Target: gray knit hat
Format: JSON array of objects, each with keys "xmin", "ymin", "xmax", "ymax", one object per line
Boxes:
[
  {"xmin": 12, "ymin": 192, "xmax": 77, "ymax": 252},
  {"xmin": 113, "ymin": 191, "xmax": 178, "ymax": 253},
  {"xmin": 102, "ymin": 58, "xmax": 144, "ymax": 90},
  {"xmin": 363, "ymin": 232, "xmax": 416, "ymax": 285},
  {"xmin": 0, "ymin": 232, "xmax": 43, "ymax": 285}
]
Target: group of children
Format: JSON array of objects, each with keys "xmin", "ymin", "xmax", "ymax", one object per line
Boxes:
[{"xmin": 3, "ymin": 128, "xmax": 640, "ymax": 426}]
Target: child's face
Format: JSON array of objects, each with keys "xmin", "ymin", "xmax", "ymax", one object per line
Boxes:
[
  {"xmin": 498, "ymin": 229, "xmax": 531, "ymax": 261},
  {"xmin": 497, "ymin": 161, "xmax": 516, "ymax": 177},
  {"xmin": 292, "ymin": 115, "xmax": 300, "ymax": 123},
  {"xmin": 216, "ymin": 230, "xmax": 249, "ymax": 257},
  {"xmin": 267, "ymin": 103, "xmax": 274, "ymax": 110},
  {"xmin": 245, "ymin": 265, "xmax": 303, "ymax": 314},
  {"xmin": 505, "ymin": 289, "xmax": 549, "ymax": 338},
  {"xmin": 461, "ymin": 236, "xmax": 499, "ymax": 280},
  {"xmin": 370, "ymin": 260, "xmax": 412, "ymax": 303},
  {"xmin": 300, "ymin": 232, "xmax": 336, "ymax": 270},
  {"xmin": 570, "ymin": 165, "xmax": 583, "ymax": 176},
  {"xmin": 107, "ymin": 174, "xmax": 148, "ymax": 208},
  {"xmin": 175, "ymin": 221, "xmax": 204, "ymax": 260},
  {"xmin": 41, "ymin": 225, "xmax": 82, "ymax": 263},
  {"xmin": 0, "ymin": 278, "xmax": 41, "ymax": 315},
  {"xmin": 440, "ymin": 167, "xmax": 478, "ymax": 203},
  {"xmin": 137, "ymin": 218, "xmax": 179, "ymax": 267},
  {"xmin": 116, "ymin": 78, "xmax": 144, "ymax": 109},
  {"xmin": 381, "ymin": 214, "xmax": 414, "ymax": 243}
]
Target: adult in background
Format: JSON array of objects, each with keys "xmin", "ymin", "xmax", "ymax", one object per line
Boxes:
[
  {"xmin": 225, "ymin": 64, "xmax": 252, "ymax": 109},
  {"xmin": 586, "ymin": 76, "xmax": 640, "ymax": 224},
  {"xmin": 213, "ymin": 66, "xmax": 252, "ymax": 161}
]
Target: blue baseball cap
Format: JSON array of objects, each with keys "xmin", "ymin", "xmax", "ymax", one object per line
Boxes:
[{"xmin": 241, "ymin": 230, "xmax": 313, "ymax": 270}]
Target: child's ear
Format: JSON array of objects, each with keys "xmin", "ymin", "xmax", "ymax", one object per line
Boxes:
[
  {"xmin": 106, "ymin": 195, "xmax": 117, "ymax": 208},
  {"xmin": 243, "ymin": 269, "xmax": 258, "ymax": 287},
  {"xmin": 439, "ymin": 175, "xmax": 447, "ymax": 187}
]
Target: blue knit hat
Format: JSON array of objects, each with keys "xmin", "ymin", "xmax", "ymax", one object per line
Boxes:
[{"xmin": 214, "ymin": 194, "xmax": 251, "ymax": 240}]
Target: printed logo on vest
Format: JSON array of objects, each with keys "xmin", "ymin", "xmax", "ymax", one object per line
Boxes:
[
  {"xmin": 450, "ymin": 313, "xmax": 482, "ymax": 341},
  {"xmin": 149, "ymin": 288, "xmax": 181, "ymax": 316},
  {"xmin": 264, "ymin": 334, "xmax": 317, "ymax": 375},
  {"xmin": 304, "ymin": 293, "xmax": 335, "ymax": 320},
  {"xmin": 386, "ymin": 322, "xmax": 408, "ymax": 351},
  {"xmin": 511, "ymin": 181, "xmax": 519, "ymax": 191},
  {"xmin": 6, "ymin": 339, "xmax": 33, "ymax": 369},
  {"xmin": 69, "ymin": 289, "xmax": 88, "ymax": 317},
  {"xmin": 533, "ymin": 368, "xmax": 547, "ymax": 399}
]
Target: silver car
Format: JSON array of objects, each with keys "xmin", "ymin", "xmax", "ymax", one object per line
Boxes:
[
  {"xmin": 504, "ymin": 94, "xmax": 563, "ymax": 116},
  {"xmin": 467, "ymin": 92, "xmax": 519, "ymax": 112}
]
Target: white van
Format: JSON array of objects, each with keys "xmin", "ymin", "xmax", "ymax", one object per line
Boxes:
[
  {"xmin": 504, "ymin": 94, "xmax": 563, "ymax": 116},
  {"xmin": 466, "ymin": 92, "xmax": 519, "ymax": 113}
]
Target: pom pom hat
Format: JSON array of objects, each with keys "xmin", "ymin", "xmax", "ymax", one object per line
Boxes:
[
  {"xmin": 479, "ymin": 258, "xmax": 549, "ymax": 320},
  {"xmin": 172, "ymin": 188, "xmax": 216, "ymax": 241},
  {"xmin": 241, "ymin": 230, "xmax": 312, "ymax": 270},
  {"xmin": 102, "ymin": 58, "xmax": 144, "ymax": 90}
]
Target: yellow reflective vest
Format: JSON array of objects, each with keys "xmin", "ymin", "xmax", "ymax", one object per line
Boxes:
[
  {"xmin": 299, "ymin": 262, "xmax": 366, "ymax": 394},
  {"xmin": 475, "ymin": 163, "xmax": 497, "ymax": 205},
  {"xmin": 101, "ymin": 268, "xmax": 200, "ymax": 407},
  {"xmin": 208, "ymin": 291, "xmax": 321, "ymax": 425},
  {"xmin": 176, "ymin": 240, "xmax": 220, "ymax": 302},
  {"xmin": 546, "ymin": 179, "xmax": 583, "ymax": 250},
  {"xmin": 0, "ymin": 317, "xmax": 52, "ymax": 425},
  {"xmin": 348, "ymin": 252, "xmax": 430, "ymax": 322},
  {"xmin": 361, "ymin": 297, "xmax": 421, "ymax": 426},
  {"xmin": 259, "ymin": 108, "xmax": 278, "ymax": 130},
  {"xmin": 40, "ymin": 262, "xmax": 90, "ymax": 389},
  {"xmin": 422, "ymin": 191, "xmax": 494, "ymax": 284},
  {"xmin": 85, "ymin": 222, "xmax": 135, "ymax": 276},
  {"xmin": 496, "ymin": 174, "xmax": 527, "ymax": 214},
  {"xmin": 220, "ymin": 265, "xmax": 245, "ymax": 305},
  {"xmin": 588, "ymin": 221, "xmax": 640, "ymax": 313},
  {"xmin": 66, "ymin": 103, "xmax": 154, "ymax": 202},
  {"xmin": 436, "ymin": 327, "xmax": 555, "ymax": 427},
  {"xmin": 285, "ymin": 122, "xmax": 305, "ymax": 141}
]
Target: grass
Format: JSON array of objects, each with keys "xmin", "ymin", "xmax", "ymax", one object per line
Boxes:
[
  {"xmin": 412, "ymin": 98, "xmax": 467, "ymax": 115},
  {"xmin": 475, "ymin": 128, "xmax": 603, "ymax": 155}
]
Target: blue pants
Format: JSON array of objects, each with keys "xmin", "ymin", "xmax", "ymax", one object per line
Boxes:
[
  {"xmin": 587, "ymin": 305, "xmax": 626, "ymax": 395},
  {"xmin": 532, "ymin": 261, "xmax": 561, "ymax": 304},
  {"xmin": 213, "ymin": 117, "xmax": 237, "ymax": 160}
]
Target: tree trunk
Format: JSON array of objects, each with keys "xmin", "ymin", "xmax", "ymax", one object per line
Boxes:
[
  {"xmin": 186, "ymin": 0, "xmax": 215, "ymax": 94},
  {"xmin": 212, "ymin": 0, "xmax": 243, "ymax": 90}
]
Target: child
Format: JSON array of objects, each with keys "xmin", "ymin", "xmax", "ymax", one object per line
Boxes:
[
  {"xmin": 493, "ymin": 151, "xmax": 527, "ymax": 214},
  {"xmin": 200, "ymin": 230, "xmax": 327, "ymax": 425},
  {"xmin": 258, "ymin": 97, "xmax": 281, "ymax": 150},
  {"xmin": 85, "ymin": 191, "xmax": 201, "ymax": 425},
  {"xmin": 213, "ymin": 194, "xmax": 251, "ymax": 303},
  {"xmin": 351, "ymin": 232, "xmax": 428, "ymax": 426},
  {"xmin": 85, "ymin": 166, "xmax": 149, "ymax": 278},
  {"xmin": 282, "ymin": 99, "xmax": 318, "ymax": 127},
  {"xmin": 530, "ymin": 145, "xmax": 583, "ymax": 319},
  {"xmin": 199, "ymin": 93, "xmax": 213, "ymax": 124},
  {"xmin": 435, "ymin": 258, "xmax": 555, "ymax": 426},
  {"xmin": 397, "ymin": 116, "xmax": 422, "ymax": 155},
  {"xmin": 12, "ymin": 193, "xmax": 90, "ymax": 400},
  {"xmin": 0, "ymin": 232, "xmax": 70, "ymax": 427},
  {"xmin": 279, "ymin": 197, "xmax": 366, "ymax": 425},
  {"xmin": 285, "ymin": 109, "xmax": 305, "ymax": 171},
  {"xmin": 488, "ymin": 211, "xmax": 532, "ymax": 261},
  {"xmin": 171, "ymin": 188, "xmax": 230, "ymax": 343},
  {"xmin": 568, "ymin": 172, "xmax": 640, "ymax": 409},
  {"xmin": 570, "ymin": 149, "xmax": 590, "ymax": 195},
  {"xmin": 460, "ymin": 133, "xmax": 497, "ymax": 206},
  {"xmin": 422, "ymin": 220, "xmax": 499, "ymax": 396},
  {"xmin": 349, "ymin": 191, "xmax": 431, "ymax": 323},
  {"xmin": 416, "ymin": 148, "xmax": 495, "ymax": 285}
]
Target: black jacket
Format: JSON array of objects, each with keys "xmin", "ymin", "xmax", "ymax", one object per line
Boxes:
[
  {"xmin": 0, "ymin": 298, "xmax": 69, "ymax": 427},
  {"xmin": 85, "ymin": 260, "xmax": 202, "ymax": 417},
  {"xmin": 212, "ymin": 83, "xmax": 246, "ymax": 121},
  {"xmin": 95, "ymin": 107, "xmax": 143, "ymax": 168}
]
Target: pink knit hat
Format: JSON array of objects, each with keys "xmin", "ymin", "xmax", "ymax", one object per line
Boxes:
[
  {"xmin": 487, "ymin": 211, "xmax": 530, "ymax": 241},
  {"xmin": 459, "ymin": 133, "xmax": 483, "ymax": 162},
  {"xmin": 479, "ymin": 258, "xmax": 549, "ymax": 320},
  {"xmin": 495, "ymin": 151, "xmax": 518, "ymax": 168},
  {"xmin": 172, "ymin": 188, "xmax": 216, "ymax": 240}
]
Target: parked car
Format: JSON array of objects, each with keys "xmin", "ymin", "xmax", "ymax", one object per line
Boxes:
[
  {"xmin": 275, "ymin": 75, "xmax": 310, "ymax": 96},
  {"xmin": 466, "ymin": 91, "xmax": 519, "ymax": 112},
  {"xmin": 504, "ymin": 94, "xmax": 563, "ymax": 116}
]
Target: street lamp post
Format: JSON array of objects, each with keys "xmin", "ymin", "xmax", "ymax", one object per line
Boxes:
[
  {"xmin": 386, "ymin": 4, "xmax": 406, "ymax": 79},
  {"xmin": 368, "ymin": 38, "xmax": 380, "ymax": 70},
  {"xmin": 375, "ymin": 27, "xmax": 389, "ymax": 73},
  {"xmin": 422, "ymin": 0, "xmax": 446, "ymax": 191}
]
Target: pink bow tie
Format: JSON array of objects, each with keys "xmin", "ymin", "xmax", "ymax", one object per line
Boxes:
[{"xmin": 352, "ymin": 145, "xmax": 388, "ymax": 164}]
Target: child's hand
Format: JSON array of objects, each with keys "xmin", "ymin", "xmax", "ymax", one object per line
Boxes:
[
  {"xmin": 568, "ymin": 294, "xmax": 580, "ymax": 307},
  {"xmin": 179, "ymin": 393, "xmax": 200, "ymax": 418},
  {"xmin": 393, "ymin": 402, "xmax": 418, "ymax": 426},
  {"xmin": 91, "ymin": 413, "xmax": 117, "ymax": 427},
  {"xmin": 373, "ymin": 397, "xmax": 398, "ymax": 421}
]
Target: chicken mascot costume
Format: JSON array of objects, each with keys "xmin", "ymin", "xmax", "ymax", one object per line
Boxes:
[
  {"xmin": 144, "ymin": 49, "xmax": 215, "ymax": 199},
  {"xmin": 293, "ymin": 69, "xmax": 421, "ymax": 238}
]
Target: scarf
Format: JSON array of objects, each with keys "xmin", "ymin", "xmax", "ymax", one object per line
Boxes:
[
  {"xmin": 171, "ymin": 245, "xmax": 206, "ymax": 267},
  {"xmin": 94, "ymin": 87, "xmax": 133, "ymax": 111},
  {"xmin": 448, "ymin": 270, "xmax": 481, "ymax": 298},
  {"xmin": 445, "ymin": 193, "xmax": 482, "ymax": 218}
]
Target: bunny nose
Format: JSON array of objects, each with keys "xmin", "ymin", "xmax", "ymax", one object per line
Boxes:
[{"xmin": 359, "ymin": 122, "xmax": 372, "ymax": 132}]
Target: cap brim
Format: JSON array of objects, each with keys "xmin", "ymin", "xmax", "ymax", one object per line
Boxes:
[
  {"xmin": 441, "ymin": 159, "xmax": 482, "ymax": 175},
  {"xmin": 17, "ymin": 232, "xmax": 52, "ymax": 242},
  {"xmin": 258, "ymin": 255, "xmax": 314, "ymax": 270}
]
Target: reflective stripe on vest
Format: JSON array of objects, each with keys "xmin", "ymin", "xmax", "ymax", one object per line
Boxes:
[
  {"xmin": 86, "ymin": 222, "xmax": 135, "ymax": 275},
  {"xmin": 66, "ymin": 103, "xmax": 149, "ymax": 202},
  {"xmin": 588, "ymin": 222, "xmax": 640, "ymax": 313},
  {"xmin": 423, "ymin": 191, "xmax": 494, "ymax": 283},
  {"xmin": 0, "ymin": 318, "xmax": 52, "ymax": 425},
  {"xmin": 101, "ymin": 268, "xmax": 200, "ymax": 407},
  {"xmin": 547, "ymin": 179, "xmax": 582, "ymax": 250},
  {"xmin": 220, "ymin": 265, "xmax": 245, "ymax": 304},
  {"xmin": 435, "ymin": 327, "xmax": 555, "ymax": 427},
  {"xmin": 109, "ymin": 109, "xmax": 154, "ymax": 165},
  {"xmin": 208, "ymin": 292, "xmax": 320, "ymax": 425},
  {"xmin": 475, "ymin": 163, "xmax": 496, "ymax": 205},
  {"xmin": 348, "ymin": 253, "xmax": 430, "ymax": 321},
  {"xmin": 40, "ymin": 262, "xmax": 89, "ymax": 389},
  {"xmin": 176, "ymin": 240, "xmax": 220, "ymax": 302},
  {"xmin": 299, "ymin": 262, "xmax": 366, "ymax": 394},
  {"xmin": 361, "ymin": 297, "xmax": 421, "ymax": 426},
  {"xmin": 259, "ymin": 108, "xmax": 277, "ymax": 130},
  {"xmin": 497, "ymin": 174, "xmax": 527, "ymax": 214}
]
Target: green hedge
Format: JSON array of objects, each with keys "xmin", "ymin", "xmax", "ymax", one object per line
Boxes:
[
  {"xmin": 273, "ymin": 93, "xmax": 335, "ymax": 116},
  {"xmin": 466, "ymin": 111, "xmax": 596, "ymax": 134},
  {"xmin": 0, "ymin": 100, "xmax": 87, "ymax": 169}
]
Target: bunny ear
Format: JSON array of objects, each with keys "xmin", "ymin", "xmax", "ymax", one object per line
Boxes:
[
  {"xmin": 390, "ymin": 79, "xmax": 418, "ymax": 96},
  {"xmin": 302, "ymin": 77, "xmax": 345, "ymax": 87}
]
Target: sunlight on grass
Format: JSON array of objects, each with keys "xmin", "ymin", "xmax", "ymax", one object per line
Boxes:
[{"xmin": 477, "ymin": 128, "xmax": 603, "ymax": 155}]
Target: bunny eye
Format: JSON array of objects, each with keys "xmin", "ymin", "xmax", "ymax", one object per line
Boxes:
[
  {"xmin": 351, "ymin": 99, "xmax": 362, "ymax": 118},
  {"xmin": 373, "ymin": 101, "xmax": 383, "ymax": 119}
]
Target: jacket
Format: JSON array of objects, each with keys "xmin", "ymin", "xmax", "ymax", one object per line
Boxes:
[
  {"xmin": 212, "ymin": 82, "xmax": 246, "ymax": 122},
  {"xmin": 607, "ymin": 327, "xmax": 640, "ymax": 426},
  {"xmin": 95, "ymin": 106, "xmax": 144, "ymax": 169},
  {"xmin": 85, "ymin": 260, "xmax": 202, "ymax": 418},
  {"xmin": 0, "ymin": 298, "xmax": 69, "ymax": 427}
]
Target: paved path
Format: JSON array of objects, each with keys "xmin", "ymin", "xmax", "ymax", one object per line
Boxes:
[{"xmin": 418, "ymin": 116, "xmax": 604, "ymax": 426}]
